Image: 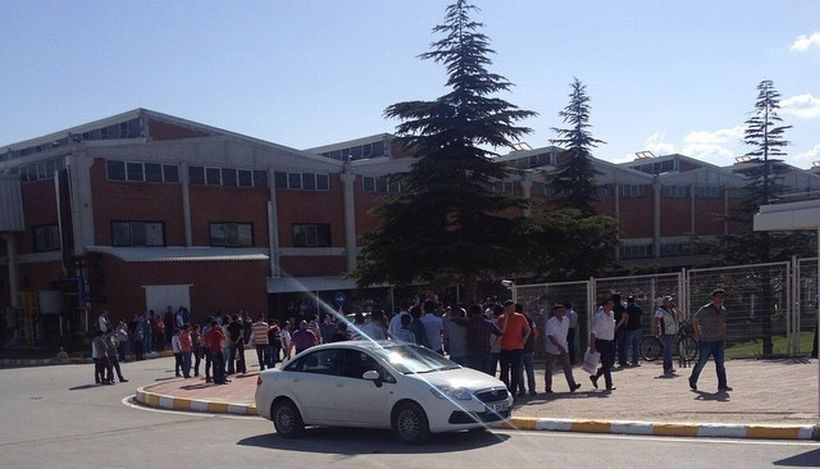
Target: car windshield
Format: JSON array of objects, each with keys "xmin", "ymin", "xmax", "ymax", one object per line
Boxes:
[{"xmin": 371, "ymin": 343, "xmax": 460, "ymax": 374}]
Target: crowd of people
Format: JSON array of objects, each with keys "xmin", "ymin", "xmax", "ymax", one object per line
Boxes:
[{"xmin": 90, "ymin": 289, "xmax": 735, "ymax": 396}]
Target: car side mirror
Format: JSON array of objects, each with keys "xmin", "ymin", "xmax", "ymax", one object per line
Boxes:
[{"xmin": 362, "ymin": 369, "xmax": 382, "ymax": 387}]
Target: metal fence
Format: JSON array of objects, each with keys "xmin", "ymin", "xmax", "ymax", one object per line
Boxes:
[{"xmin": 514, "ymin": 257, "xmax": 819, "ymax": 359}]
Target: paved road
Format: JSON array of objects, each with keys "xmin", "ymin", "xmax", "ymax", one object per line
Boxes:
[{"xmin": 2, "ymin": 359, "xmax": 819, "ymax": 468}]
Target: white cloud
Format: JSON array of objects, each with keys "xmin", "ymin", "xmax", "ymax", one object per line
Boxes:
[
  {"xmin": 679, "ymin": 126, "xmax": 745, "ymax": 164},
  {"xmin": 780, "ymin": 93, "xmax": 820, "ymax": 119},
  {"xmin": 790, "ymin": 32, "xmax": 820, "ymax": 51},
  {"xmin": 644, "ymin": 132, "xmax": 676, "ymax": 156},
  {"xmin": 682, "ymin": 125, "xmax": 744, "ymax": 145},
  {"xmin": 798, "ymin": 143, "xmax": 820, "ymax": 159}
]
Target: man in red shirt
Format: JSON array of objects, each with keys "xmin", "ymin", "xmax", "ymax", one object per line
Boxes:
[
  {"xmin": 498, "ymin": 300, "xmax": 531, "ymax": 397},
  {"xmin": 204, "ymin": 320, "xmax": 228, "ymax": 385}
]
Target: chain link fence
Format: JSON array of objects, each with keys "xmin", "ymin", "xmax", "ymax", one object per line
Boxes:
[{"xmin": 514, "ymin": 257, "xmax": 819, "ymax": 359}]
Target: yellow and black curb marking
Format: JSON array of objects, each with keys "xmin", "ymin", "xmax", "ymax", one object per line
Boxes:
[
  {"xmin": 504, "ymin": 417, "xmax": 819, "ymax": 440},
  {"xmin": 135, "ymin": 384, "xmax": 257, "ymax": 416},
  {"xmin": 133, "ymin": 384, "xmax": 818, "ymax": 440}
]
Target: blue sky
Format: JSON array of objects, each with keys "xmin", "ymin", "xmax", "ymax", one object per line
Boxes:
[{"xmin": 2, "ymin": 0, "xmax": 819, "ymax": 169}]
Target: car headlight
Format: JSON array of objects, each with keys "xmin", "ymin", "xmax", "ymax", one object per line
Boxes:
[{"xmin": 430, "ymin": 385, "xmax": 473, "ymax": 401}]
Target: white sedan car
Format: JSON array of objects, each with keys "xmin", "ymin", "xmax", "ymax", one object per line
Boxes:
[{"xmin": 255, "ymin": 340, "xmax": 512, "ymax": 444}]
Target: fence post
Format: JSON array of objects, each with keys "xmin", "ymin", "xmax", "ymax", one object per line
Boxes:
[{"xmin": 790, "ymin": 256, "xmax": 799, "ymax": 356}]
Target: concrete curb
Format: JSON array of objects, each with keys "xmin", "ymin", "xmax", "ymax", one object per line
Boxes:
[
  {"xmin": 1, "ymin": 351, "xmax": 174, "ymax": 368},
  {"xmin": 132, "ymin": 384, "xmax": 818, "ymax": 440},
  {"xmin": 135, "ymin": 384, "xmax": 258, "ymax": 416},
  {"xmin": 504, "ymin": 417, "xmax": 819, "ymax": 440}
]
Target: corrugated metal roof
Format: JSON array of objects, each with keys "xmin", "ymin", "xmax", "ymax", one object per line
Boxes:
[
  {"xmin": 0, "ymin": 176, "xmax": 25, "ymax": 232},
  {"xmin": 86, "ymin": 246, "xmax": 269, "ymax": 263}
]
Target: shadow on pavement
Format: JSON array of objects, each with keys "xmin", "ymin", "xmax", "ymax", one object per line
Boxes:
[
  {"xmin": 773, "ymin": 447, "xmax": 820, "ymax": 467},
  {"xmin": 692, "ymin": 390, "xmax": 730, "ymax": 402},
  {"xmin": 69, "ymin": 384, "xmax": 102, "ymax": 391},
  {"xmin": 180, "ymin": 383, "xmax": 212, "ymax": 390},
  {"xmin": 237, "ymin": 427, "xmax": 509, "ymax": 454}
]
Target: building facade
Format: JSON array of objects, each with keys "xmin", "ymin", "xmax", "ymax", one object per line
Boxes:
[{"xmin": 1, "ymin": 109, "xmax": 819, "ymax": 345}]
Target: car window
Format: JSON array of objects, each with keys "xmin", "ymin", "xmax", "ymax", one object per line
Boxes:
[
  {"xmin": 285, "ymin": 349, "xmax": 343, "ymax": 376},
  {"xmin": 372, "ymin": 343, "xmax": 460, "ymax": 374},
  {"xmin": 342, "ymin": 350, "xmax": 396, "ymax": 383}
]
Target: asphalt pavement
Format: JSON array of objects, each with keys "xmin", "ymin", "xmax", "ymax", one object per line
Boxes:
[{"xmin": 131, "ymin": 354, "xmax": 820, "ymax": 440}]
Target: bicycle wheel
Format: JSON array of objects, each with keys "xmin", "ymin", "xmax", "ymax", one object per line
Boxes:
[
  {"xmin": 640, "ymin": 336, "xmax": 661, "ymax": 361},
  {"xmin": 677, "ymin": 335, "xmax": 698, "ymax": 361}
]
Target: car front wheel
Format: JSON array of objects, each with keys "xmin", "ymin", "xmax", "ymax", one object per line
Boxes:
[
  {"xmin": 271, "ymin": 399, "xmax": 304, "ymax": 438},
  {"xmin": 392, "ymin": 401, "xmax": 430, "ymax": 445}
]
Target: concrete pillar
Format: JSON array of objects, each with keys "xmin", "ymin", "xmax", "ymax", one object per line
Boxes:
[
  {"xmin": 653, "ymin": 176, "xmax": 661, "ymax": 259},
  {"xmin": 268, "ymin": 170, "xmax": 281, "ymax": 278},
  {"xmin": 520, "ymin": 173, "xmax": 533, "ymax": 218},
  {"xmin": 2, "ymin": 234, "xmax": 19, "ymax": 308},
  {"xmin": 181, "ymin": 163, "xmax": 192, "ymax": 246},
  {"xmin": 341, "ymin": 168, "xmax": 357, "ymax": 272},
  {"xmin": 67, "ymin": 147, "xmax": 95, "ymax": 254}
]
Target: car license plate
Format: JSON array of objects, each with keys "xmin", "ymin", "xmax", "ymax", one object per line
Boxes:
[{"xmin": 487, "ymin": 401, "xmax": 509, "ymax": 413}]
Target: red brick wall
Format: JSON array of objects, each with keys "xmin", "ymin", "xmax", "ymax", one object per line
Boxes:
[
  {"xmin": 90, "ymin": 158, "xmax": 186, "ymax": 245},
  {"xmin": 280, "ymin": 256, "xmax": 347, "ymax": 277},
  {"xmin": 615, "ymin": 192, "xmax": 654, "ymax": 238},
  {"xmin": 92, "ymin": 256, "xmax": 269, "ymax": 324},
  {"xmin": 659, "ymin": 199, "xmax": 691, "ymax": 236},
  {"xmin": 18, "ymin": 261, "xmax": 63, "ymax": 292},
  {"xmin": 693, "ymin": 198, "xmax": 727, "ymax": 235},
  {"xmin": 276, "ymin": 175, "xmax": 345, "ymax": 247},
  {"xmin": 19, "ymin": 180, "xmax": 59, "ymax": 254},
  {"xmin": 188, "ymin": 185, "xmax": 269, "ymax": 246}
]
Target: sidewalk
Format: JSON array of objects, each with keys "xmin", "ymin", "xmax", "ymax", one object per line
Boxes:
[{"xmin": 136, "ymin": 357, "xmax": 820, "ymax": 440}]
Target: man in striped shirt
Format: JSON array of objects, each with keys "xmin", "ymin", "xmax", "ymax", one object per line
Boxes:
[{"xmin": 251, "ymin": 314, "xmax": 270, "ymax": 370}]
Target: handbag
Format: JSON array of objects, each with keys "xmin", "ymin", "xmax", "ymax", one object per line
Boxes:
[{"xmin": 582, "ymin": 349, "xmax": 600, "ymax": 375}]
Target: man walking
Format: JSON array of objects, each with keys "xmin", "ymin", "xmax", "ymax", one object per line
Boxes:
[
  {"xmin": 624, "ymin": 296, "xmax": 642, "ymax": 366},
  {"xmin": 654, "ymin": 296, "xmax": 681, "ymax": 375},
  {"xmin": 498, "ymin": 300, "xmax": 531, "ymax": 397},
  {"xmin": 251, "ymin": 314, "xmax": 270, "ymax": 370},
  {"xmin": 589, "ymin": 297, "xmax": 617, "ymax": 391},
  {"xmin": 689, "ymin": 288, "xmax": 731, "ymax": 392},
  {"xmin": 544, "ymin": 304, "xmax": 581, "ymax": 394}
]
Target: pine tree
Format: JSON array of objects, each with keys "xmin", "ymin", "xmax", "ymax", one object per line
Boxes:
[
  {"xmin": 548, "ymin": 78, "xmax": 605, "ymax": 215},
  {"xmin": 742, "ymin": 79, "xmax": 792, "ymax": 208},
  {"xmin": 355, "ymin": 0, "xmax": 535, "ymax": 294}
]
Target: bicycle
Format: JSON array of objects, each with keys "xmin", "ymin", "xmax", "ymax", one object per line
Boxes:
[{"xmin": 639, "ymin": 319, "xmax": 698, "ymax": 362}]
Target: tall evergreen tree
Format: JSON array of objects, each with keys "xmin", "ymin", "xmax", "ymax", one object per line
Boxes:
[
  {"xmin": 742, "ymin": 79, "xmax": 792, "ymax": 208},
  {"xmin": 549, "ymin": 78, "xmax": 604, "ymax": 215},
  {"xmin": 355, "ymin": 0, "xmax": 536, "ymax": 294},
  {"xmin": 692, "ymin": 79, "xmax": 813, "ymax": 357}
]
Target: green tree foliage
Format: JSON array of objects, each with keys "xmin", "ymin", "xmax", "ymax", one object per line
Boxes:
[
  {"xmin": 691, "ymin": 79, "xmax": 812, "ymax": 358},
  {"xmin": 548, "ymin": 78, "xmax": 605, "ymax": 215},
  {"xmin": 525, "ymin": 208, "xmax": 619, "ymax": 280},
  {"xmin": 692, "ymin": 79, "xmax": 814, "ymax": 266},
  {"xmin": 355, "ymin": 0, "xmax": 536, "ymax": 292},
  {"xmin": 741, "ymin": 79, "xmax": 792, "ymax": 208}
]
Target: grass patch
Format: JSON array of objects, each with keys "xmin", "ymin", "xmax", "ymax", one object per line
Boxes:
[{"xmin": 725, "ymin": 330, "xmax": 816, "ymax": 359}]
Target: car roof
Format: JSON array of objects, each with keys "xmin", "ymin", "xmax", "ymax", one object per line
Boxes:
[{"xmin": 305, "ymin": 340, "xmax": 402, "ymax": 353}]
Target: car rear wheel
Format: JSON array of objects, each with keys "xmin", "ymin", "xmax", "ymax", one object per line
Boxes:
[
  {"xmin": 392, "ymin": 401, "xmax": 430, "ymax": 445},
  {"xmin": 271, "ymin": 399, "xmax": 304, "ymax": 438}
]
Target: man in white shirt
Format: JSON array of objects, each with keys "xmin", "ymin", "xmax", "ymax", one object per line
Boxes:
[
  {"xmin": 544, "ymin": 304, "xmax": 582, "ymax": 394},
  {"xmin": 359, "ymin": 310, "xmax": 388, "ymax": 341},
  {"xmin": 420, "ymin": 300, "xmax": 444, "ymax": 354},
  {"xmin": 388, "ymin": 299, "xmax": 413, "ymax": 339},
  {"xmin": 589, "ymin": 296, "xmax": 616, "ymax": 391}
]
